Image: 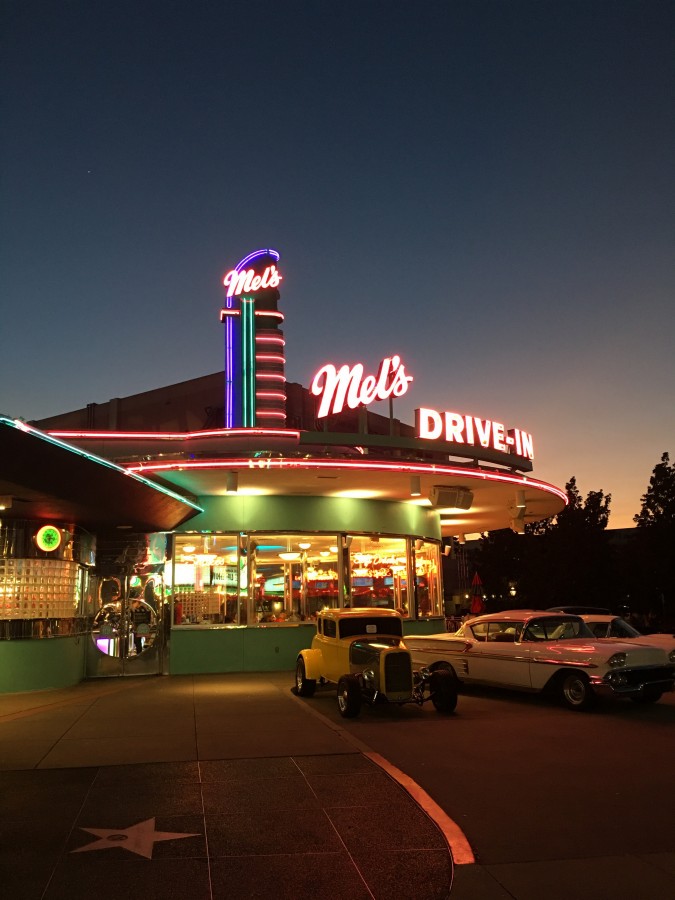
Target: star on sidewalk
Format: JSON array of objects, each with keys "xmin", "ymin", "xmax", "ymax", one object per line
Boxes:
[{"xmin": 72, "ymin": 817, "xmax": 200, "ymax": 859}]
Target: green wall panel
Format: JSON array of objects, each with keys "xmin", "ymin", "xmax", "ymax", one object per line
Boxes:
[
  {"xmin": 402, "ymin": 617, "xmax": 447, "ymax": 635},
  {"xmin": 0, "ymin": 637, "xmax": 86, "ymax": 693},
  {"xmin": 178, "ymin": 495, "xmax": 441, "ymax": 540},
  {"xmin": 168, "ymin": 618, "xmax": 446, "ymax": 676},
  {"xmin": 169, "ymin": 625, "xmax": 316, "ymax": 674}
]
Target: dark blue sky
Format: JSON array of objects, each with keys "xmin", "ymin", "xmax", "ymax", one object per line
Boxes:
[{"xmin": 2, "ymin": 0, "xmax": 674, "ymax": 527}]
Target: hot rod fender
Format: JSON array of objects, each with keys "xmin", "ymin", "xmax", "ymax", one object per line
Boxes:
[{"xmin": 298, "ymin": 648, "xmax": 324, "ymax": 681}]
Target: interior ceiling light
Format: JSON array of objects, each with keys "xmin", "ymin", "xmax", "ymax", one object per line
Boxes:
[
  {"xmin": 279, "ymin": 551, "xmax": 301, "ymax": 561},
  {"xmin": 298, "ymin": 542, "xmax": 311, "ymax": 550}
]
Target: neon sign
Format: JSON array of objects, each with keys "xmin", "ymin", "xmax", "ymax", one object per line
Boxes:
[
  {"xmin": 415, "ymin": 407, "xmax": 534, "ymax": 460},
  {"xmin": 223, "ymin": 264, "xmax": 282, "ymax": 298},
  {"xmin": 311, "ymin": 355, "xmax": 413, "ymax": 418},
  {"xmin": 35, "ymin": 525, "xmax": 62, "ymax": 552}
]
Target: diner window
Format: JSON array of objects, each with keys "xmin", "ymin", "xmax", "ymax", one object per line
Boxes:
[
  {"xmin": 249, "ymin": 534, "xmax": 340, "ymax": 622},
  {"xmin": 413, "ymin": 540, "xmax": 443, "ymax": 618},
  {"xmin": 169, "ymin": 534, "xmax": 242, "ymax": 623},
  {"xmin": 348, "ymin": 535, "xmax": 409, "ymax": 614}
]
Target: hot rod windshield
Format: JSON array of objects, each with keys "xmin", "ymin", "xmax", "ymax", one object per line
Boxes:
[{"xmin": 339, "ymin": 617, "xmax": 404, "ymax": 639}]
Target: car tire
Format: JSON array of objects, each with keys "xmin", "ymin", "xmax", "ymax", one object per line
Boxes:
[
  {"xmin": 295, "ymin": 658, "xmax": 316, "ymax": 697},
  {"xmin": 430, "ymin": 669, "xmax": 458, "ymax": 714},
  {"xmin": 558, "ymin": 671, "xmax": 596, "ymax": 711},
  {"xmin": 337, "ymin": 674, "xmax": 362, "ymax": 718},
  {"xmin": 630, "ymin": 686, "xmax": 663, "ymax": 704}
]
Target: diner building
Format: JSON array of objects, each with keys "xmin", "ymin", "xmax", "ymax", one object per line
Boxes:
[{"xmin": 0, "ymin": 249, "xmax": 567, "ymax": 692}]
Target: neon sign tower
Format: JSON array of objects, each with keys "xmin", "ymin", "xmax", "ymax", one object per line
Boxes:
[{"xmin": 220, "ymin": 249, "xmax": 286, "ymax": 427}]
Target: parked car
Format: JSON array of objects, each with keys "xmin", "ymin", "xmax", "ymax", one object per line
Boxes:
[
  {"xmin": 580, "ymin": 614, "xmax": 675, "ymax": 658},
  {"xmin": 405, "ymin": 610, "xmax": 675, "ymax": 711},
  {"xmin": 295, "ymin": 607, "xmax": 457, "ymax": 718}
]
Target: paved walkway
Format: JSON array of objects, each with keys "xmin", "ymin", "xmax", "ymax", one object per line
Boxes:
[
  {"xmin": 2, "ymin": 673, "xmax": 674, "ymax": 900},
  {"xmin": 0, "ymin": 674, "xmax": 453, "ymax": 900}
]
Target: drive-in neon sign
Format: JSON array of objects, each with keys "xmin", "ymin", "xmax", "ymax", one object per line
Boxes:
[
  {"xmin": 415, "ymin": 407, "xmax": 534, "ymax": 459},
  {"xmin": 311, "ymin": 355, "xmax": 413, "ymax": 418},
  {"xmin": 223, "ymin": 264, "xmax": 282, "ymax": 298}
]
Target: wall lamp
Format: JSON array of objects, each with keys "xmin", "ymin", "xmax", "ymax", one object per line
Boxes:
[
  {"xmin": 458, "ymin": 533, "xmax": 466, "ymax": 545},
  {"xmin": 410, "ymin": 475, "xmax": 421, "ymax": 497},
  {"xmin": 0, "ymin": 496, "xmax": 12, "ymax": 510},
  {"xmin": 515, "ymin": 490, "xmax": 526, "ymax": 508},
  {"xmin": 510, "ymin": 519, "xmax": 525, "ymax": 534}
]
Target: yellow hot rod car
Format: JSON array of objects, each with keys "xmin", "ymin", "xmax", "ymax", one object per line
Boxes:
[{"xmin": 295, "ymin": 607, "xmax": 457, "ymax": 718}]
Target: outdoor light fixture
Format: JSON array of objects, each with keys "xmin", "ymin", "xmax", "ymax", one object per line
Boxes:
[
  {"xmin": 458, "ymin": 534, "xmax": 466, "ymax": 545},
  {"xmin": 0, "ymin": 495, "xmax": 12, "ymax": 510},
  {"xmin": 510, "ymin": 519, "xmax": 525, "ymax": 534},
  {"xmin": 226, "ymin": 471, "xmax": 239, "ymax": 493},
  {"xmin": 515, "ymin": 490, "xmax": 526, "ymax": 508},
  {"xmin": 429, "ymin": 485, "xmax": 474, "ymax": 510},
  {"xmin": 410, "ymin": 475, "xmax": 421, "ymax": 497}
]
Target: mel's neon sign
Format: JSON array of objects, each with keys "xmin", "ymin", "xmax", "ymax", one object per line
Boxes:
[
  {"xmin": 309, "ymin": 353, "xmax": 534, "ymax": 460},
  {"xmin": 311, "ymin": 355, "xmax": 413, "ymax": 418},
  {"xmin": 415, "ymin": 407, "xmax": 534, "ymax": 460},
  {"xmin": 223, "ymin": 264, "xmax": 282, "ymax": 297}
]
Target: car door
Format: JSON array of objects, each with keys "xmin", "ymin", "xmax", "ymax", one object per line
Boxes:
[{"xmin": 465, "ymin": 619, "xmax": 531, "ymax": 687}]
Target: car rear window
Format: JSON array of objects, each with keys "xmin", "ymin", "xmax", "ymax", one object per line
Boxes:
[{"xmin": 339, "ymin": 617, "xmax": 403, "ymax": 639}]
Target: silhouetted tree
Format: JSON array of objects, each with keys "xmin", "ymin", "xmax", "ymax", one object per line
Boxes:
[
  {"xmin": 475, "ymin": 477, "xmax": 614, "ymax": 609},
  {"xmin": 632, "ymin": 452, "xmax": 675, "ymax": 625}
]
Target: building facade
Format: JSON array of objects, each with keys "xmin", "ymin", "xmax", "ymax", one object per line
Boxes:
[{"xmin": 0, "ymin": 249, "xmax": 566, "ymax": 691}]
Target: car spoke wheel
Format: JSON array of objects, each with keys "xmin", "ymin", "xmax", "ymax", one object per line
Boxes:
[
  {"xmin": 337, "ymin": 674, "xmax": 362, "ymax": 718},
  {"xmin": 559, "ymin": 671, "xmax": 595, "ymax": 711},
  {"xmin": 430, "ymin": 669, "xmax": 458, "ymax": 714},
  {"xmin": 295, "ymin": 658, "xmax": 316, "ymax": 697}
]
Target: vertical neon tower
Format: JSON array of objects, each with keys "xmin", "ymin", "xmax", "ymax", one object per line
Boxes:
[{"xmin": 220, "ymin": 249, "xmax": 286, "ymax": 428}]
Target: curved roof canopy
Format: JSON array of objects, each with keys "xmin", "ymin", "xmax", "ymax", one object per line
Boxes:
[
  {"xmin": 42, "ymin": 427, "xmax": 566, "ymax": 536},
  {"xmin": 0, "ymin": 417, "xmax": 201, "ymax": 532}
]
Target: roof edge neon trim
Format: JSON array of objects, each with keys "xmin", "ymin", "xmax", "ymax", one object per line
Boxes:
[
  {"xmin": 123, "ymin": 454, "xmax": 568, "ymax": 505},
  {"xmin": 1, "ymin": 416, "xmax": 203, "ymax": 512}
]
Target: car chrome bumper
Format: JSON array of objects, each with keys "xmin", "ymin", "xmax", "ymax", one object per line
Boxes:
[{"xmin": 591, "ymin": 665, "xmax": 675, "ymax": 695}]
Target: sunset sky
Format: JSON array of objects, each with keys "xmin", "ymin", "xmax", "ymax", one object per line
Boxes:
[{"xmin": 2, "ymin": 1, "xmax": 673, "ymax": 528}]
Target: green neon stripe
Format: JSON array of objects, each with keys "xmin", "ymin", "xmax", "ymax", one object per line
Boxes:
[{"xmin": 241, "ymin": 298, "xmax": 256, "ymax": 427}]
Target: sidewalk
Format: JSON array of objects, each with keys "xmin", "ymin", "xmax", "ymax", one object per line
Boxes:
[
  {"xmin": 0, "ymin": 673, "xmax": 453, "ymax": 900},
  {"xmin": 2, "ymin": 673, "xmax": 674, "ymax": 900}
]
